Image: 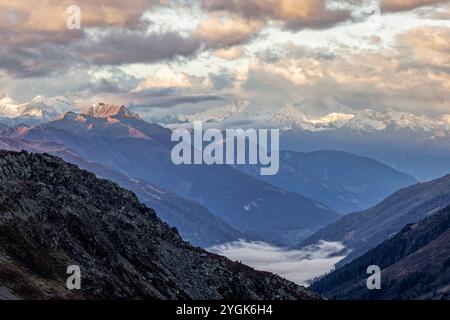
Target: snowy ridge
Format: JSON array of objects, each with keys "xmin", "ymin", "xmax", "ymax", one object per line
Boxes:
[
  {"xmin": 0, "ymin": 95, "xmax": 69, "ymax": 124},
  {"xmin": 166, "ymin": 99, "xmax": 450, "ymax": 136}
]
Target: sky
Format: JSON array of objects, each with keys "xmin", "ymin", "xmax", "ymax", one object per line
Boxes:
[{"xmin": 0, "ymin": 0, "xmax": 449, "ymax": 117}]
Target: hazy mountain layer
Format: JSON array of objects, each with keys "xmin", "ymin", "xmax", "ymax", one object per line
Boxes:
[
  {"xmin": 281, "ymin": 127, "xmax": 450, "ymax": 181},
  {"xmin": 234, "ymin": 150, "xmax": 416, "ymax": 214},
  {"xmin": 155, "ymin": 98, "xmax": 450, "ymax": 181}
]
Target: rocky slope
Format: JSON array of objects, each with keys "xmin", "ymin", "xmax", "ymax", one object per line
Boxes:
[
  {"xmin": 0, "ymin": 137, "xmax": 245, "ymax": 248},
  {"xmin": 311, "ymin": 206, "xmax": 450, "ymax": 300},
  {"xmin": 0, "ymin": 151, "xmax": 318, "ymax": 300}
]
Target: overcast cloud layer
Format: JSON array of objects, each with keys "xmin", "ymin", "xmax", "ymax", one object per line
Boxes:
[{"xmin": 0, "ymin": 0, "xmax": 449, "ymax": 116}]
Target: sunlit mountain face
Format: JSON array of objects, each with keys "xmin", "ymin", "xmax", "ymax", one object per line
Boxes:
[{"xmin": 1, "ymin": 0, "xmax": 450, "ymax": 301}]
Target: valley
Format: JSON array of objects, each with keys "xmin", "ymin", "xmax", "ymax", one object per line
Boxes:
[
  {"xmin": 1, "ymin": 0, "xmax": 450, "ymax": 304},
  {"xmin": 0, "ymin": 101, "xmax": 449, "ymax": 299}
]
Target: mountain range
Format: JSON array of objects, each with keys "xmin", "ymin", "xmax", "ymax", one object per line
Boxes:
[
  {"xmin": 0, "ymin": 136, "xmax": 243, "ymax": 248},
  {"xmin": 311, "ymin": 205, "xmax": 450, "ymax": 300},
  {"xmin": 3, "ymin": 96, "xmax": 450, "ymax": 181},
  {"xmin": 234, "ymin": 150, "xmax": 416, "ymax": 214},
  {"xmin": 1, "ymin": 101, "xmax": 438, "ymax": 247},
  {"xmin": 297, "ymin": 174, "xmax": 450, "ymax": 268},
  {"xmin": 160, "ymin": 98, "xmax": 450, "ymax": 134},
  {"xmin": 0, "ymin": 103, "xmax": 340, "ymax": 246},
  {"xmin": 0, "ymin": 150, "xmax": 318, "ymax": 299},
  {"xmin": 0, "ymin": 95, "xmax": 69, "ymax": 126},
  {"xmin": 1, "ymin": 99, "xmax": 450, "ymax": 299},
  {"xmin": 154, "ymin": 98, "xmax": 450, "ymax": 181}
]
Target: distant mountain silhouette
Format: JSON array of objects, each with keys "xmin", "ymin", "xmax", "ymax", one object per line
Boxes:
[{"xmin": 281, "ymin": 127, "xmax": 450, "ymax": 181}]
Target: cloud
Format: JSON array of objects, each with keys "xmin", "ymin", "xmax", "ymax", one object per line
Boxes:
[
  {"xmin": 128, "ymin": 88, "xmax": 223, "ymax": 111},
  {"xmin": 0, "ymin": 0, "xmax": 160, "ymax": 32},
  {"xmin": 245, "ymin": 26, "xmax": 450, "ymax": 115},
  {"xmin": 0, "ymin": 0, "xmax": 201, "ymax": 77},
  {"xmin": 427, "ymin": 2, "xmax": 450, "ymax": 18},
  {"xmin": 194, "ymin": 13, "xmax": 264, "ymax": 47},
  {"xmin": 201, "ymin": 0, "xmax": 351, "ymax": 31},
  {"xmin": 213, "ymin": 46, "xmax": 246, "ymax": 60},
  {"xmin": 209, "ymin": 70, "xmax": 238, "ymax": 90},
  {"xmin": 1, "ymin": 0, "xmax": 448, "ymax": 119},
  {"xmin": 397, "ymin": 26, "xmax": 450, "ymax": 68},
  {"xmin": 131, "ymin": 67, "xmax": 224, "ymax": 94},
  {"xmin": 134, "ymin": 68, "xmax": 195, "ymax": 91},
  {"xmin": 210, "ymin": 240, "xmax": 346, "ymax": 286},
  {"xmin": 79, "ymin": 30, "xmax": 201, "ymax": 66},
  {"xmin": 129, "ymin": 73, "xmax": 225, "ymax": 108},
  {"xmin": 381, "ymin": 0, "xmax": 450, "ymax": 12},
  {"xmin": 0, "ymin": 28, "xmax": 201, "ymax": 77}
]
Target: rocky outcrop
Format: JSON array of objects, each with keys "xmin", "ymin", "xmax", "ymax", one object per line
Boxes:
[
  {"xmin": 0, "ymin": 151, "xmax": 319, "ymax": 300},
  {"xmin": 83, "ymin": 103, "xmax": 141, "ymax": 119}
]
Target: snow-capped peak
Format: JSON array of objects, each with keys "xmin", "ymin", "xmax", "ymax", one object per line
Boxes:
[
  {"xmin": 84, "ymin": 103, "xmax": 141, "ymax": 119},
  {"xmin": 0, "ymin": 96, "xmax": 26, "ymax": 117},
  {"xmin": 21, "ymin": 95, "xmax": 69, "ymax": 119},
  {"xmin": 343, "ymin": 109, "xmax": 387, "ymax": 132},
  {"xmin": 272, "ymin": 105, "xmax": 314, "ymax": 130},
  {"xmin": 343, "ymin": 108, "xmax": 448, "ymax": 132},
  {"xmin": 314, "ymin": 113, "xmax": 355, "ymax": 125},
  {"xmin": 272, "ymin": 105, "xmax": 355, "ymax": 131},
  {"xmin": 0, "ymin": 95, "xmax": 68, "ymax": 121},
  {"xmin": 182, "ymin": 99, "xmax": 249, "ymax": 123}
]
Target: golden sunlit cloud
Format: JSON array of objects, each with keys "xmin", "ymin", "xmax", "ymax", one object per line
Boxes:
[
  {"xmin": 0, "ymin": 0, "xmax": 449, "ymax": 116},
  {"xmin": 213, "ymin": 46, "xmax": 246, "ymax": 60},
  {"xmin": 0, "ymin": 0, "xmax": 161, "ymax": 31},
  {"xmin": 194, "ymin": 13, "xmax": 264, "ymax": 47},
  {"xmin": 201, "ymin": 0, "xmax": 351, "ymax": 30}
]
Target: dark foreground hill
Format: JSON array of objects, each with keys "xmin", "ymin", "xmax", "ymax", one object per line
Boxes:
[
  {"xmin": 0, "ymin": 151, "xmax": 318, "ymax": 300},
  {"xmin": 311, "ymin": 206, "xmax": 450, "ymax": 300}
]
